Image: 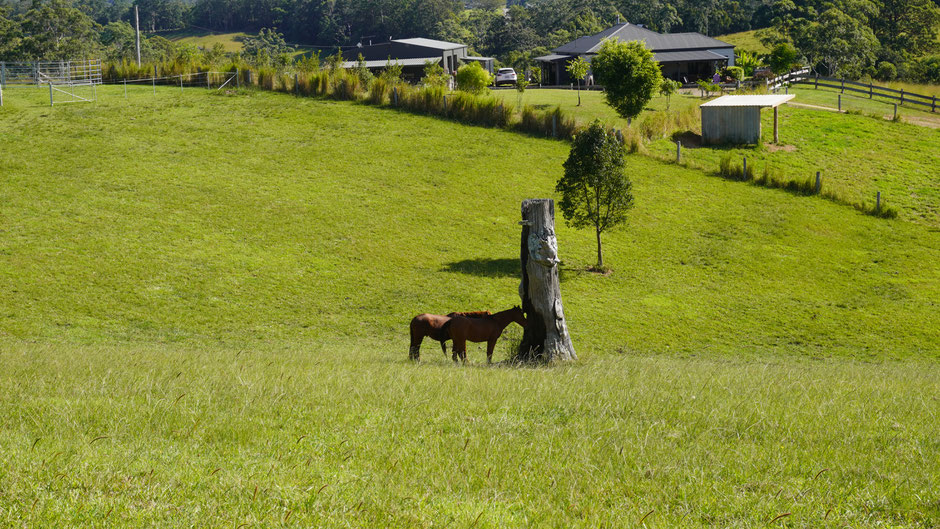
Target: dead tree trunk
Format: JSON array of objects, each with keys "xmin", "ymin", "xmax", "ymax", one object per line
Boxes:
[{"xmin": 517, "ymin": 199, "xmax": 576, "ymax": 362}]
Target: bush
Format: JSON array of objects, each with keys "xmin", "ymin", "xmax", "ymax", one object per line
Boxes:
[
  {"xmin": 769, "ymin": 43, "xmax": 799, "ymax": 74},
  {"xmin": 724, "ymin": 66, "xmax": 744, "ymax": 81},
  {"xmin": 456, "ymin": 62, "xmax": 492, "ymax": 93},
  {"xmin": 876, "ymin": 61, "xmax": 897, "ymax": 81}
]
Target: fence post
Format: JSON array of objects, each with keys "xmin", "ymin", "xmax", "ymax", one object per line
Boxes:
[
  {"xmin": 1, "ymin": 62, "xmax": 5, "ymax": 86},
  {"xmin": 0, "ymin": 83, "xmax": 3, "ymax": 107},
  {"xmin": 838, "ymin": 94, "xmax": 841, "ymax": 112},
  {"xmin": 124, "ymin": 79, "xmax": 127, "ymax": 98},
  {"xmin": 893, "ymin": 103, "xmax": 897, "ymax": 120},
  {"xmin": 35, "ymin": 61, "xmax": 39, "ymax": 86},
  {"xmin": 815, "ymin": 73, "xmax": 818, "ymax": 89},
  {"xmin": 393, "ymin": 86, "xmax": 398, "ymax": 106},
  {"xmin": 180, "ymin": 74, "xmax": 183, "ymax": 92},
  {"xmin": 932, "ymin": 96, "xmax": 936, "ymax": 113},
  {"xmin": 49, "ymin": 82, "xmax": 53, "ymax": 106},
  {"xmin": 153, "ymin": 65, "xmax": 156, "ymax": 95},
  {"xmin": 840, "ymin": 78, "xmax": 845, "ymax": 93},
  {"xmin": 743, "ymin": 156, "xmax": 747, "ymax": 178},
  {"xmin": 206, "ymin": 72, "xmax": 210, "ymax": 90},
  {"xmin": 869, "ymin": 82, "xmax": 873, "ymax": 98},
  {"xmin": 815, "ymin": 171, "xmax": 821, "ymax": 194},
  {"xmin": 899, "ymin": 89, "xmax": 904, "ymax": 106},
  {"xmin": 676, "ymin": 140, "xmax": 681, "ymax": 164},
  {"xmin": 294, "ymin": 73, "xmax": 298, "ymax": 94},
  {"xmin": 236, "ymin": 68, "xmax": 241, "ymax": 89}
]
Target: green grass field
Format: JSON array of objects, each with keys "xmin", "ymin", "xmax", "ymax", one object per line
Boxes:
[
  {"xmin": 157, "ymin": 28, "xmax": 250, "ymax": 52},
  {"xmin": 1, "ymin": 85, "xmax": 938, "ymax": 526},
  {"xmin": 715, "ymin": 30, "xmax": 769, "ymax": 54},
  {"xmin": 509, "ymin": 87, "xmax": 939, "ymax": 226},
  {"xmin": 157, "ymin": 27, "xmax": 317, "ymax": 57}
]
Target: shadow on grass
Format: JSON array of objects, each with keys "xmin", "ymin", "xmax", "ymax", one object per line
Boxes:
[{"xmin": 442, "ymin": 258, "xmax": 519, "ymax": 278}]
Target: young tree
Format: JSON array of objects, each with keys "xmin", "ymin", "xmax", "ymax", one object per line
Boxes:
[
  {"xmin": 565, "ymin": 55, "xmax": 589, "ymax": 106},
  {"xmin": 556, "ymin": 121, "xmax": 635, "ymax": 270},
  {"xmin": 659, "ymin": 78, "xmax": 680, "ymax": 110},
  {"xmin": 590, "ymin": 38, "xmax": 663, "ymax": 120},
  {"xmin": 515, "ymin": 76, "xmax": 529, "ymax": 107}
]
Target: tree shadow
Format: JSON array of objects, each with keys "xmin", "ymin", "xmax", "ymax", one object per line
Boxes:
[{"xmin": 441, "ymin": 258, "xmax": 519, "ymax": 278}]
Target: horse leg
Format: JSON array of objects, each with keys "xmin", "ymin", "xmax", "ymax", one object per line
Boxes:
[
  {"xmin": 440, "ymin": 340, "xmax": 448, "ymax": 356},
  {"xmin": 452, "ymin": 339, "xmax": 466, "ymax": 364},
  {"xmin": 409, "ymin": 325, "xmax": 422, "ymax": 361},
  {"xmin": 486, "ymin": 340, "xmax": 496, "ymax": 364}
]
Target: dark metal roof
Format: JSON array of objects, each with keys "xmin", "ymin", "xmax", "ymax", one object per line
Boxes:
[
  {"xmin": 552, "ymin": 23, "xmax": 734, "ymax": 55},
  {"xmin": 653, "ymin": 50, "xmax": 728, "ymax": 62}
]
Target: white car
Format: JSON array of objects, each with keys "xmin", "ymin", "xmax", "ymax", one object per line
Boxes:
[{"xmin": 494, "ymin": 68, "xmax": 518, "ymax": 86}]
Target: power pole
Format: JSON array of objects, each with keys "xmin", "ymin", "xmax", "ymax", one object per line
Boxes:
[{"xmin": 135, "ymin": 6, "xmax": 141, "ymax": 67}]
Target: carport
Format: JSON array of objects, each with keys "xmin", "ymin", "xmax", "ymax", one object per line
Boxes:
[{"xmin": 700, "ymin": 94, "xmax": 795, "ymax": 145}]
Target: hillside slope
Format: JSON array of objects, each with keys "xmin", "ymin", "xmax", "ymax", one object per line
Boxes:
[{"xmin": 1, "ymin": 87, "xmax": 937, "ymax": 357}]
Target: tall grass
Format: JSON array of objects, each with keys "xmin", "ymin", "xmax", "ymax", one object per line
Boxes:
[
  {"xmin": 714, "ymin": 157, "xmax": 900, "ymax": 218},
  {"xmin": 516, "ymin": 105, "xmax": 577, "ymax": 139}
]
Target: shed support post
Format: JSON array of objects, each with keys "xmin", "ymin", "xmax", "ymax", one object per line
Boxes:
[{"xmin": 773, "ymin": 106, "xmax": 779, "ymax": 143}]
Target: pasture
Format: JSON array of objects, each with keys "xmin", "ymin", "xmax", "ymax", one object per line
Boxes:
[{"xmin": 1, "ymin": 85, "xmax": 938, "ymax": 526}]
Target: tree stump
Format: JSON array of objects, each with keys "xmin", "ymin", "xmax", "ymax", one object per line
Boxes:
[{"xmin": 517, "ymin": 199, "xmax": 577, "ymax": 362}]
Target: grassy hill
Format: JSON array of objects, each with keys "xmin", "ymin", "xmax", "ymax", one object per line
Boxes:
[
  {"xmin": 715, "ymin": 29, "xmax": 769, "ymax": 54},
  {"xmin": 157, "ymin": 27, "xmax": 317, "ymax": 57},
  {"xmin": 0, "ymin": 86, "xmax": 938, "ymax": 526},
  {"xmin": 157, "ymin": 28, "xmax": 250, "ymax": 52}
]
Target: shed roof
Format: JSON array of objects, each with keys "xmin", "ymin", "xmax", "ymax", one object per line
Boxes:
[
  {"xmin": 700, "ymin": 95, "xmax": 795, "ymax": 108},
  {"xmin": 653, "ymin": 50, "xmax": 727, "ymax": 62},
  {"xmin": 392, "ymin": 38, "xmax": 465, "ymax": 50}
]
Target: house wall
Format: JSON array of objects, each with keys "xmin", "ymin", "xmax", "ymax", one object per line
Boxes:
[
  {"xmin": 701, "ymin": 106, "xmax": 762, "ymax": 144},
  {"xmin": 711, "ymin": 48, "xmax": 735, "ymax": 66}
]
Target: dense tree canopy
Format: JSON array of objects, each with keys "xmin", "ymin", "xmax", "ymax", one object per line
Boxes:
[{"xmin": 0, "ymin": 0, "xmax": 937, "ymax": 82}]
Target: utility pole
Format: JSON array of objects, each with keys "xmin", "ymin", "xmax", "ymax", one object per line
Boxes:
[{"xmin": 135, "ymin": 6, "xmax": 141, "ymax": 67}]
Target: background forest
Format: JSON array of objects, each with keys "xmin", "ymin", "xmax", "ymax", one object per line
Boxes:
[{"xmin": 0, "ymin": 0, "xmax": 938, "ymax": 82}]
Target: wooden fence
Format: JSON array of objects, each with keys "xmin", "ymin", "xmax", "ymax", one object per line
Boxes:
[{"xmin": 792, "ymin": 73, "xmax": 938, "ymax": 112}]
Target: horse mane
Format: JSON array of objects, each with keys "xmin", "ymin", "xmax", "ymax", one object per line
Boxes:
[{"xmin": 447, "ymin": 311, "xmax": 491, "ymax": 319}]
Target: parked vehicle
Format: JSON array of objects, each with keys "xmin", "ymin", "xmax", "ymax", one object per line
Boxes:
[{"xmin": 494, "ymin": 68, "xmax": 518, "ymax": 86}]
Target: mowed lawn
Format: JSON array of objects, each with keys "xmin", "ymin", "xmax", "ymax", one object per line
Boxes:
[{"xmin": 0, "ymin": 86, "xmax": 939, "ymax": 527}]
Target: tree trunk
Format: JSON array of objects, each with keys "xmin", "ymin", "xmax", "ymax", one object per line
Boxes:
[
  {"xmin": 596, "ymin": 226, "xmax": 603, "ymax": 268},
  {"xmin": 517, "ymin": 199, "xmax": 577, "ymax": 363}
]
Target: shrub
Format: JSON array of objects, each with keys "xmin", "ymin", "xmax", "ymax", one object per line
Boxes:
[
  {"xmin": 422, "ymin": 60, "xmax": 447, "ymax": 87},
  {"xmin": 455, "ymin": 62, "xmax": 492, "ymax": 94},
  {"xmin": 876, "ymin": 61, "xmax": 897, "ymax": 81},
  {"xmin": 724, "ymin": 66, "xmax": 744, "ymax": 81},
  {"xmin": 769, "ymin": 43, "xmax": 799, "ymax": 74}
]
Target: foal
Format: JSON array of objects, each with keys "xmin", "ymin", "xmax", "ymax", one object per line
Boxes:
[{"xmin": 446, "ymin": 306, "xmax": 527, "ymax": 364}]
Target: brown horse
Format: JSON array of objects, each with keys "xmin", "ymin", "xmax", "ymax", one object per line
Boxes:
[
  {"xmin": 446, "ymin": 306, "xmax": 527, "ymax": 364},
  {"xmin": 409, "ymin": 311, "xmax": 491, "ymax": 361}
]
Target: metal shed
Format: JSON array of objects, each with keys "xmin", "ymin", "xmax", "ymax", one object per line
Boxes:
[{"xmin": 700, "ymin": 95, "xmax": 795, "ymax": 145}]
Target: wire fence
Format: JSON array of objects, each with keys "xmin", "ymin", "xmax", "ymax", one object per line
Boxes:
[{"xmin": 0, "ymin": 60, "xmax": 102, "ymax": 86}]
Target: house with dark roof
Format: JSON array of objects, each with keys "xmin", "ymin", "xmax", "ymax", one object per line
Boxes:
[
  {"xmin": 343, "ymin": 37, "xmax": 493, "ymax": 80},
  {"xmin": 536, "ymin": 23, "xmax": 734, "ymax": 85}
]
